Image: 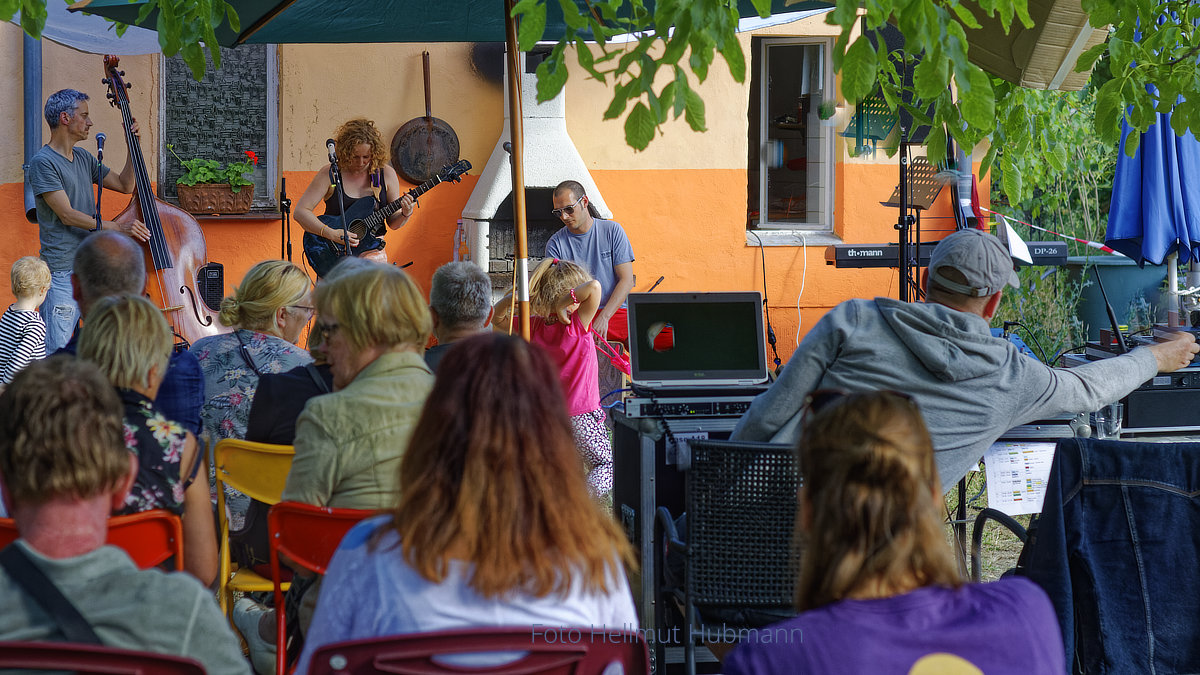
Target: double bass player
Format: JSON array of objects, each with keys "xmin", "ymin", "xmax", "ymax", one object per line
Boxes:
[{"xmin": 28, "ymin": 88, "xmax": 149, "ymax": 352}]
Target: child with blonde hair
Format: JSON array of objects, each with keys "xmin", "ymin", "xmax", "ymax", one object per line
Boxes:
[
  {"xmin": 527, "ymin": 258, "xmax": 612, "ymax": 496},
  {"xmin": 0, "ymin": 256, "xmax": 51, "ymax": 385}
]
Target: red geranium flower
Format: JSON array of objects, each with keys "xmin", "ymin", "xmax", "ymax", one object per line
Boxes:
[{"xmin": 245, "ymin": 150, "xmax": 259, "ymax": 166}]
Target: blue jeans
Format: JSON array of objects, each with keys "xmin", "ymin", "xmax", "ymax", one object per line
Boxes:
[
  {"xmin": 40, "ymin": 270, "xmax": 78, "ymax": 354},
  {"xmin": 1021, "ymin": 437, "xmax": 1200, "ymax": 674}
]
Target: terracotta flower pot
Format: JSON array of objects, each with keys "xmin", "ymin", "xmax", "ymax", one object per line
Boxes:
[{"xmin": 176, "ymin": 183, "xmax": 254, "ymax": 215}]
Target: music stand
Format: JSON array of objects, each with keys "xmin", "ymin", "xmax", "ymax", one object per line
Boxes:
[{"xmin": 881, "ymin": 141, "xmax": 943, "ymax": 302}]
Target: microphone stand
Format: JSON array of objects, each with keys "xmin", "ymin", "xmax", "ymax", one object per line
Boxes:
[
  {"xmin": 94, "ymin": 142, "xmax": 104, "ymax": 232},
  {"xmin": 279, "ymin": 177, "xmax": 293, "ymax": 261},
  {"xmin": 328, "ymin": 156, "xmax": 351, "ymax": 256}
]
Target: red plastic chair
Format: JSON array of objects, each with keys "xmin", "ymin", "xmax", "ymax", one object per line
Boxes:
[
  {"xmin": 269, "ymin": 501, "xmax": 375, "ymax": 675},
  {"xmin": 0, "ymin": 509, "xmax": 184, "ymax": 570},
  {"xmin": 306, "ymin": 627, "xmax": 650, "ymax": 675},
  {"xmin": 0, "ymin": 641, "xmax": 205, "ymax": 674}
]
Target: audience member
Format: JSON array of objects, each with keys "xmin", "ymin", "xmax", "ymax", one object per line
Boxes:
[
  {"xmin": 0, "ymin": 256, "xmax": 50, "ymax": 385},
  {"xmin": 77, "ymin": 295, "xmax": 217, "ymax": 586},
  {"xmin": 296, "ymin": 333, "xmax": 638, "ymax": 674},
  {"xmin": 190, "ymin": 259, "xmax": 313, "ymax": 532},
  {"xmin": 724, "ymin": 390, "xmax": 1065, "ymax": 674},
  {"xmin": 425, "ymin": 261, "xmax": 492, "ymax": 372},
  {"xmin": 732, "ymin": 228, "xmax": 1200, "ymax": 492},
  {"xmin": 0, "ymin": 356, "xmax": 248, "ymax": 674},
  {"xmin": 191, "ymin": 259, "xmax": 315, "ymax": 445},
  {"xmin": 236, "ymin": 261, "xmax": 434, "ymax": 672},
  {"xmin": 244, "ymin": 256, "xmax": 371, "ymax": 446},
  {"xmin": 527, "ymin": 258, "xmax": 611, "ymax": 496},
  {"xmin": 57, "ymin": 230, "xmax": 205, "ymax": 436},
  {"xmin": 283, "ymin": 261, "xmax": 433, "ymax": 508}
]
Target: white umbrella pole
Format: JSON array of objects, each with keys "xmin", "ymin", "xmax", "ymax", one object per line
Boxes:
[{"xmin": 1169, "ymin": 251, "xmax": 1180, "ymax": 327}]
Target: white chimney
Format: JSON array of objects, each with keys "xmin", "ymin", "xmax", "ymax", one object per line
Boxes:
[{"xmin": 461, "ymin": 48, "xmax": 611, "ymax": 287}]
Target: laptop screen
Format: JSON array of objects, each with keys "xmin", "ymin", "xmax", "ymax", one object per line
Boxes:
[{"xmin": 627, "ymin": 291, "xmax": 768, "ymax": 388}]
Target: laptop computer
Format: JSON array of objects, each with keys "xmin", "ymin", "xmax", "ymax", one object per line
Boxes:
[{"xmin": 626, "ymin": 291, "xmax": 769, "ymax": 396}]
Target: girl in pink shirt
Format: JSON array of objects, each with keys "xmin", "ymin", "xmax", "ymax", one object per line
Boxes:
[{"xmin": 528, "ymin": 258, "xmax": 611, "ymax": 496}]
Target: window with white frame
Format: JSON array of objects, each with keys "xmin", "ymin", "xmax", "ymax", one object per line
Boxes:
[{"xmin": 747, "ymin": 37, "xmax": 835, "ymax": 231}]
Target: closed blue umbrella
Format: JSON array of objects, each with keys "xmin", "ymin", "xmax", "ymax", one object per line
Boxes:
[{"xmin": 1105, "ymin": 108, "xmax": 1200, "ymax": 266}]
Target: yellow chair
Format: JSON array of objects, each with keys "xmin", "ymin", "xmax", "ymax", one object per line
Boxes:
[{"xmin": 213, "ymin": 438, "xmax": 295, "ymax": 618}]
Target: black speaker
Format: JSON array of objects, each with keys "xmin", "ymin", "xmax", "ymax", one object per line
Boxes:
[
  {"xmin": 197, "ymin": 262, "xmax": 224, "ymax": 312},
  {"xmin": 1124, "ymin": 372, "xmax": 1200, "ymax": 431}
]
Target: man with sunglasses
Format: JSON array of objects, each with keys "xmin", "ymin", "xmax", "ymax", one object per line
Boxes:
[
  {"xmin": 732, "ymin": 228, "xmax": 1199, "ymax": 492},
  {"xmin": 546, "ymin": 180, "xmax": 635, "ymax": 342}
]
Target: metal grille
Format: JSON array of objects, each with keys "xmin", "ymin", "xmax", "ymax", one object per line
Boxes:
[{"xmin": 685, "ymin": 440, "xmax": 801, "ymax": 608}]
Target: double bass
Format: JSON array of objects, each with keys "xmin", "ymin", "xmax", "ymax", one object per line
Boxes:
[{"xmin": 102, "ymin": 56, "xmax": 223, "ymax": 347}]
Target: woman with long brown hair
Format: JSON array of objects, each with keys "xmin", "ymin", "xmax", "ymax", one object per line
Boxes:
[
  {"xmin": 725, "ymin": 391, "xmax": 1064, "ymax": 674},
  {"xmin": 294, "ymin": 333, "xmax": 638, "ymax": 674}
]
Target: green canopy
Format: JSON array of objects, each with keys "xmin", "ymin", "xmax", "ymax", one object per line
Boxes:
[{"xmin": 68, "ymin": 0, "xmax": 831, "ymax": 47}]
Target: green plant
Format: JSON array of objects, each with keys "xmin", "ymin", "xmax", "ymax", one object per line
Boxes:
[
  {"xmin": 818, "ymin": 100, "xmax": 838, "ymax": 120},
  {"xmin": 992, "ymin": 266, "xmax": 1087, "ymax": 363},
  {"xmin": 168, "ymin": 146, "xmax": 259, "ymax": 192}
]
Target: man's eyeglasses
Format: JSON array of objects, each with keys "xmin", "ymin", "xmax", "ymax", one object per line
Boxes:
[
  {"xmin": 314, "ymin": 321, "xmax": 340, "ymax": 341},
  {"xmin": 551, "ymin": 195, "xmax": 584, "ymax": 218}
]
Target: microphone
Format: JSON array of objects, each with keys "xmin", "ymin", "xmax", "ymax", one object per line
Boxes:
[
  {"xmin": 95, "ymin": 133, "xmax": 106, "ymax": 151},
  {"xmin": 326, "ymin": 139, "xmax": 337, "ymax": 165}
]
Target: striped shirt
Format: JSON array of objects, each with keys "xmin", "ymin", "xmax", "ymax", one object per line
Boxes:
[{"xmin": 0, "ymin": 306, "xmax": 46, "ymax": 384}]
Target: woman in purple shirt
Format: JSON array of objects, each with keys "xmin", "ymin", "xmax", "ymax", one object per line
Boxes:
[{"xmin": 724, "ymin": 391, "xmax": 1065, "ymax": 675}]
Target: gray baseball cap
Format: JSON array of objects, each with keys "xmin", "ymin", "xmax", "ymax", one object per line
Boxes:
[{"xmin": 928, "ymin": 228, "xmax": 1019, "ymax": 297}]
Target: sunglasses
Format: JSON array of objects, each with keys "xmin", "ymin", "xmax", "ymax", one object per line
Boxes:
[{"xmin": 551, "ymin": 195, "xmax": 584, "ymax": 218}]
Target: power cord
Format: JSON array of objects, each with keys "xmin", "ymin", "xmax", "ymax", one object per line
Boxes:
[
  {"xmin": 747, "ymin": 229, "xmax": 783, "ymax": 371},
  {"xmin": 1002, "ymin": 320, "xmax": 1049, "ymax": 363}
]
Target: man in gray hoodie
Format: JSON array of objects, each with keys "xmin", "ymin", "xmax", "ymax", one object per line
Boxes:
[{"xmin": 732, "ymin": 228, "xmax": 1199, "ymax": 492}]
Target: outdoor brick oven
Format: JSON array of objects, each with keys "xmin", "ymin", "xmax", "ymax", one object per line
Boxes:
[{"xmin": 460, "ymin": 47, "xmax": 611, "ymax": 296}]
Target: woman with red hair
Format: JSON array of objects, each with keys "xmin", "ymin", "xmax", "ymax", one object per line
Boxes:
[{"xmin": 295, "ymin": 333, "xmax": 638, "ymax": 673}]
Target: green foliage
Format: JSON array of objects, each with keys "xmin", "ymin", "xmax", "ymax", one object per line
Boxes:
[
  {"xmin": 991, "ymin": 88, "xmax": 1116, "ymax": 256},
  {"xmin": 168, "ymin": 146, "xmax": 258, "ymax": 191},
  {"xmin": 992, "ymin": 265, "xmax": 1086, "ymax": 365},
  {"xmin": 830, "ymin": 0, "xmax": 1017, "ymax": 167},
  {"xmin": 514, "ymin": 0, "xmax": 764, "ymax": 151}
]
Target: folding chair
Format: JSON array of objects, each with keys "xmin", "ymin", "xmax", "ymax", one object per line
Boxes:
[
  {"xmin": 656, "ymin": 439, "xmax": 800, "ymax": 675},
  {"xmin": 306, "ymin": 627, "xmax": 649, "ymax": 675},
  {"xmin": 213, "ymin": 438, "xmax": 295, "ymax": 618},
  {"xmin": 0, "ymin": 510, "xmax": 183, "ymax": 570},
  {"xmin": 268, "ymin": 501, "xmax": 375, "ymax": 675},
  {"xmin": 0, "ymin": 641, "xmax": 205, "ymax": 675},
  {"xmin": 1019, "ymin": 437, "xmax": 1200, "ymax": 674}
]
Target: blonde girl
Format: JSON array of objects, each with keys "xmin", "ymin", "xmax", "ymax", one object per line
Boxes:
[{"xmin": 527, "ymin": 258, "xmax": 610, "ymax": 496}]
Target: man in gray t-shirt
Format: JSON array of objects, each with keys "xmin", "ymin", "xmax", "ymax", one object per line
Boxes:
[
  {"xmin": 28, "ymin": 88, "xmax": 148, "ymax": 352},
  {"xmin": 546, "ymin": 179, "xmax": 635, "ymax": 342}
]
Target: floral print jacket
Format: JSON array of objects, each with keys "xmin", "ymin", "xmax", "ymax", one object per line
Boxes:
[
  {"xmin": 118, "ymin": 389, "xmax": 196, "ymax": 515},
  {"xmin": 190, "ymin": 329, "xmax": 313, "ymax": 446}
]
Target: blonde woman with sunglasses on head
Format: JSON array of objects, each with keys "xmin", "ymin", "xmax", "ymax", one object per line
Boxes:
[{"xmin": 724, "ymin": 391, "xmax": 1066, "ymax": 675}]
